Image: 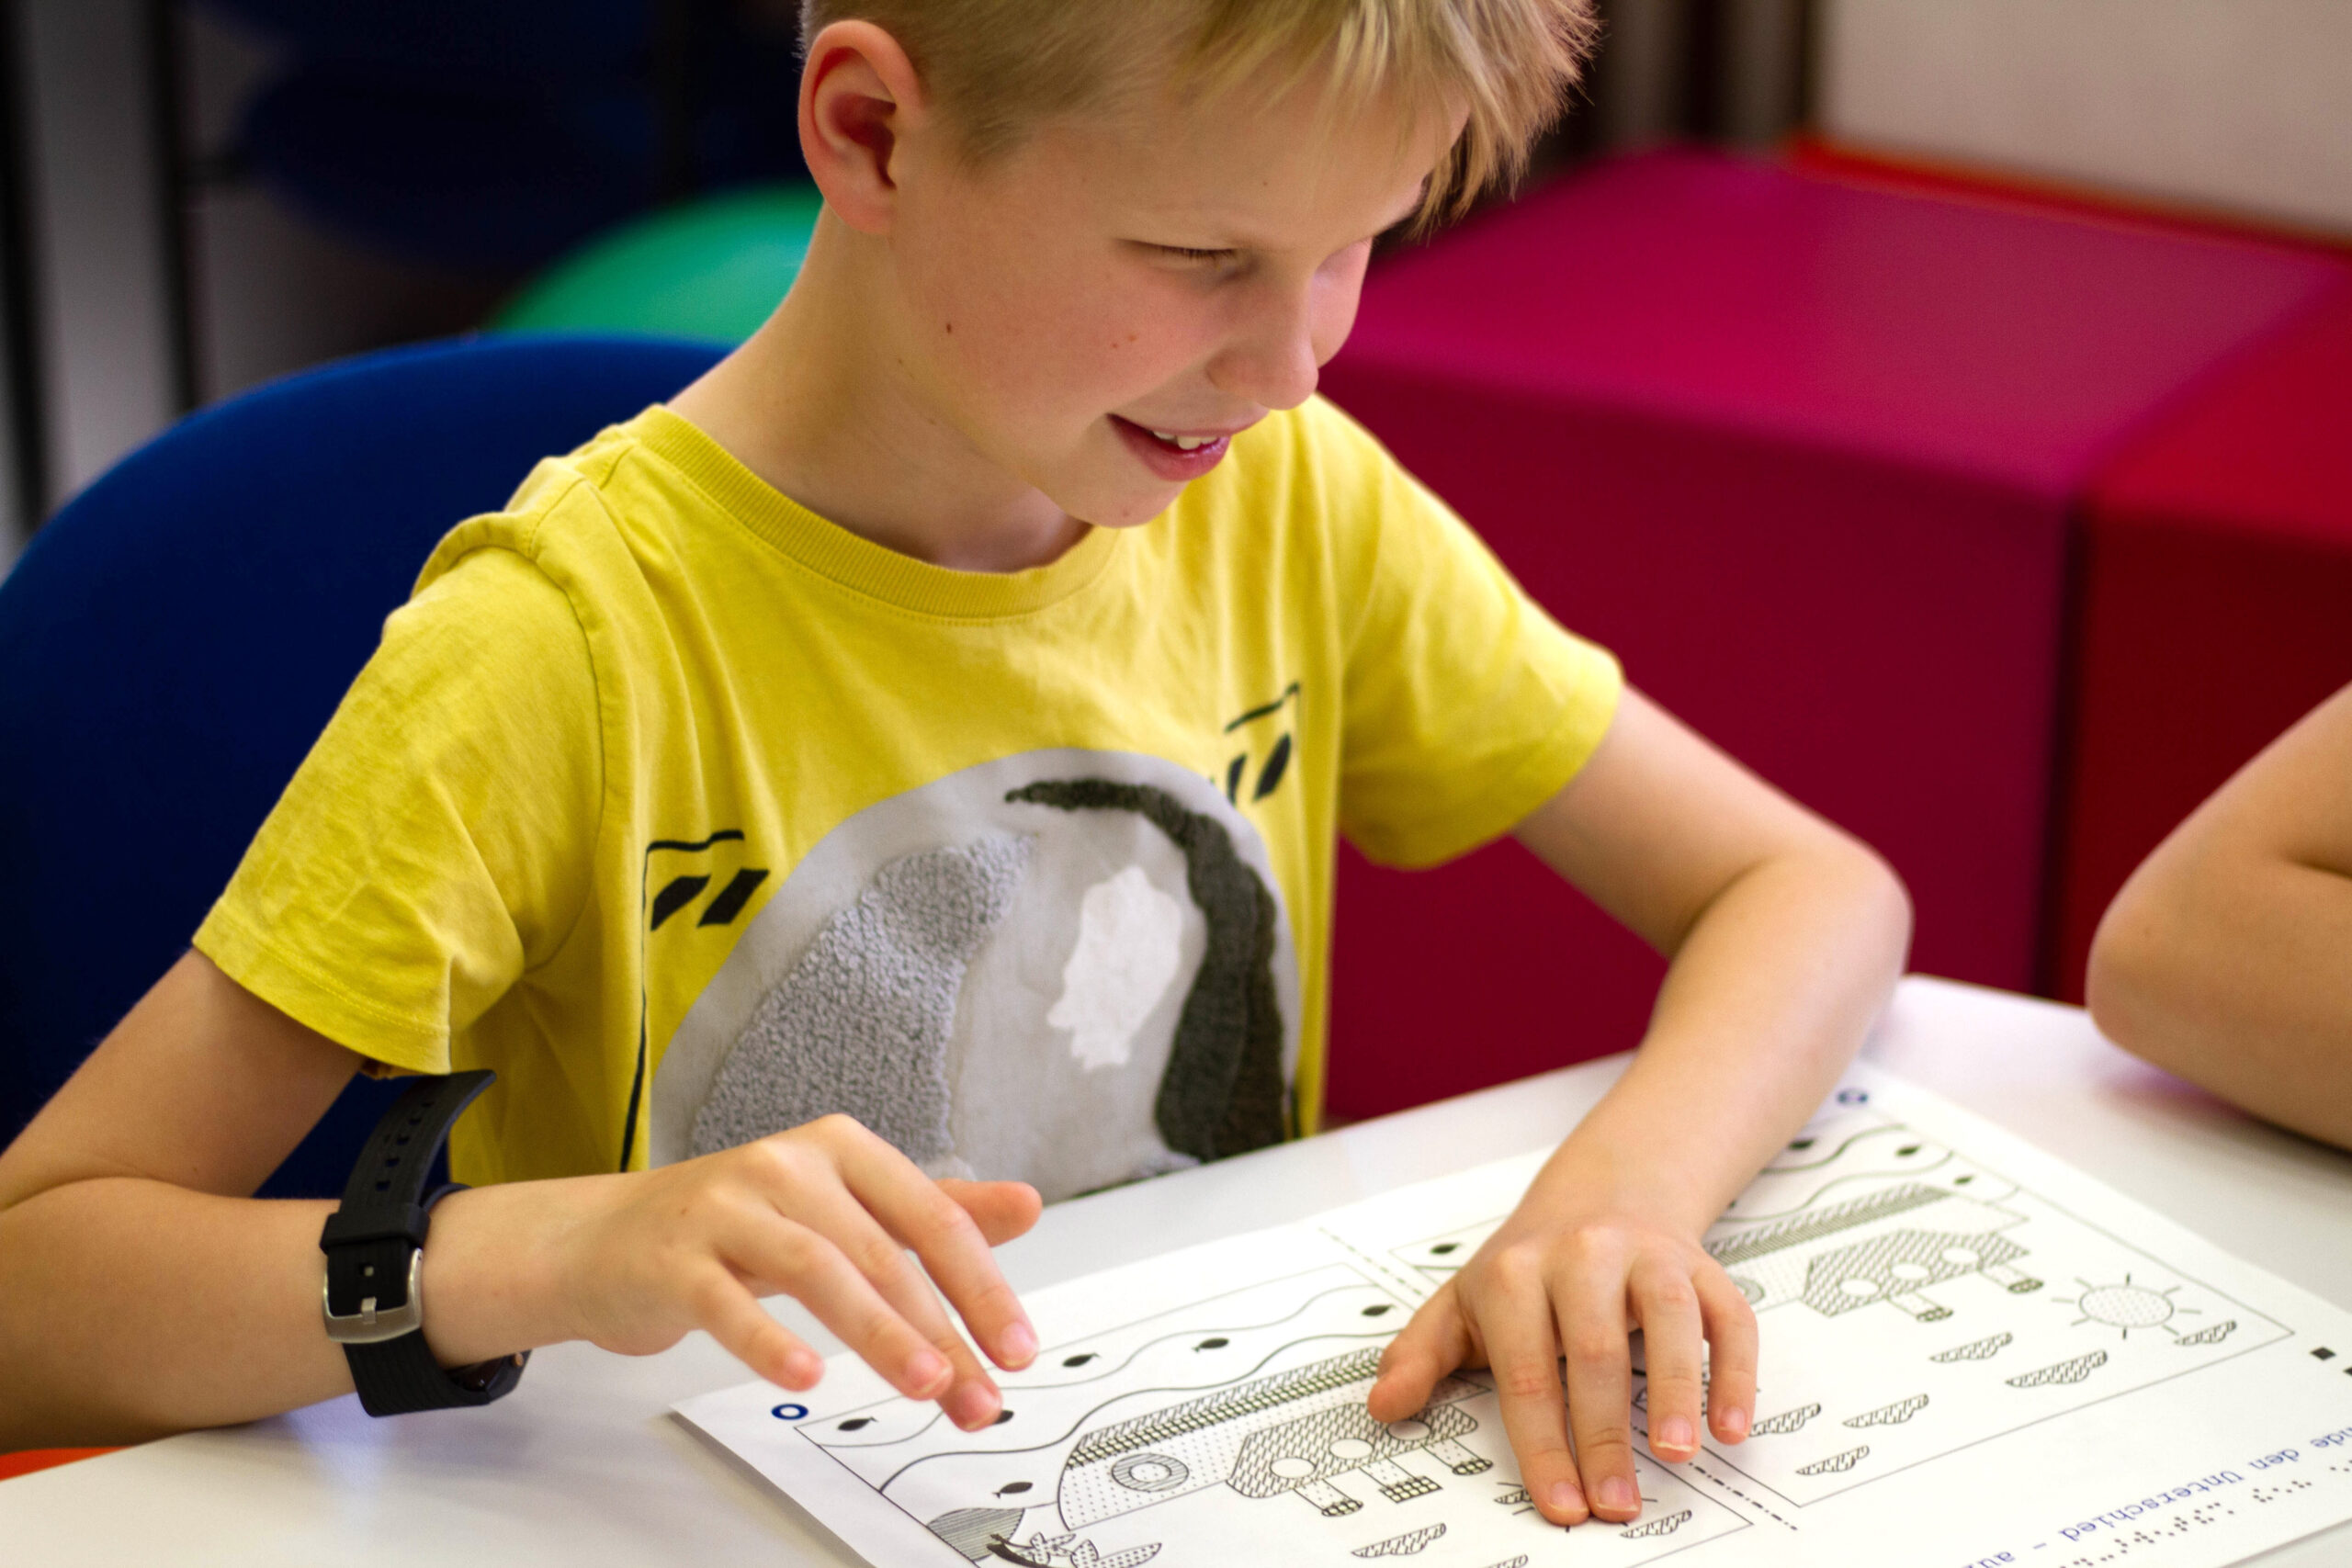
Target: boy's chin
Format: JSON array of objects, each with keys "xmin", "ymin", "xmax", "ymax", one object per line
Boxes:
[
  {"xmin": 1046, "ymin": 468, "xmax": 1191, "ymax": 532},
  {"xmin": 1070, "ymin": 483, "xmax": 1188, "ymax": 531}
]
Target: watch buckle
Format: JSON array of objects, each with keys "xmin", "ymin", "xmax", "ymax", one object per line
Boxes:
[{"xmin": 323, "ymin": 1248, "xmax": 425, "ymax": 1344}]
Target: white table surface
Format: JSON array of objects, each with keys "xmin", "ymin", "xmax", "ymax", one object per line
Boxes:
[{"xmin": 6, "ymin": 976, "xmax": 2348, "ymax": 1566}]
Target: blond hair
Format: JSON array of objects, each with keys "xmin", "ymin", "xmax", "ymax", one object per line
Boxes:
[{"xmin": 799, "ymin": 0, "xmax": 1599, "ymax": 228}]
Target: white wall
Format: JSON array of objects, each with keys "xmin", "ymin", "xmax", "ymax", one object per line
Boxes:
[
  {"xmin": 1820, "ymin": 0, "xmax": 2352, "ymax": 237},
  {"xmin": 18, "ymin": 0, "xmax": 179, "ymax": 503}
]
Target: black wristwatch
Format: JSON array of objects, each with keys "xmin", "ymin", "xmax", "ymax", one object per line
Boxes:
[{"xmin": 319, "ymin": 1069, "xmax": 528, "ymax": 1416}]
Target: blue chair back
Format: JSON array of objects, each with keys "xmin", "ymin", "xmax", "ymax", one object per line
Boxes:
[{"xmin": 0, "ymin": 334, "xmax": 727, "ymax": 1196}]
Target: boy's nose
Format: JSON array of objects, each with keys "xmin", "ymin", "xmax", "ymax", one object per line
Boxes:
[{"xmin": 1209, "ymin": 285, "xmax": 1331, "ymax": 413}]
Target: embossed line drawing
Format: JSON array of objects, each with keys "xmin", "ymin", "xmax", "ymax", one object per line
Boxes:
[
  {"xmin": 1843, "ymin": 1394, "xmax": 1928, "ymax": 1428},
  {"xmin": 981, "ymin": 1529, "xmax": 1161, "ymax": 1568},
  {"xmin": 687, "ymin": 1076, "xmax": 2326, "ymax": 1565},
  {"xmin": 1708, "ymin": 1181, "xmax": 2044, "ymax": 1324},
  {"xmin": 1930, "ymin": 1331, "xmax": 2012, "ymax": 1362},
  {"xmin": 1621, "ymin": 1509, "xmax": 1693, "ymax": 1540},
  {"xmin": 2007, "ymin": 1350, "xmax": 2109, "ymax": 1389},
  {"xmin": 1058, "ymin": 1348, "xmax": 1490, "ymax": 1526},
  {"xmin": 1390, "ymin": 1221, "xmax": 1504, "ymax": 1280},
  {"xmin": 1351, "ymin": 1523, "xmax": 1446, "ymax": 1557},
  {"xmin": 1748, "ymin": 1404, "xmax": 1821, "ymax": 1437},
  {"xmin": 2053, "ymin": 1275, "xmax": 2202, "ymax": 1341},
  {"xmin": 797, "ymin": 1265, "xmax": 1469, "ymax": 1561},
  {"xmin": 1796, "ymin": 1446, "xmax": 1870, "ymax": 1476}
]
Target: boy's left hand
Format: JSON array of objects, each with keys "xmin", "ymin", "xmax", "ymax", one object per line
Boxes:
[{"xmin": 1365, "ymin": 1202, "xmax": 1757, "ymax": 1527}]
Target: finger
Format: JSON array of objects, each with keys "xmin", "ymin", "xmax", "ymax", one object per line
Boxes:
[
  {"xmin": 833, "ymin": 1140, "xmax": 1039, "ymax": 1375},
  {"xmin": 782, "ymin": 1173, "xmax": 1011, "ymax": 1431},
  {"xmin": 714, "ymin": 1213, "xmax": 952, "ymax": 1402},
  {"xmin": 1694, "ymin": 1267, "xmax": 1758, "ymax": 1444},
  {"xmin": 939, "ymin": 1179, "xmax": 1044, "ymax": 1247},
  {"xmin": 1368, "ymin": 1283, "xmax": 1473, "ymax": 1423},
  {"xmin": 1628, "ymin": 1261, "xmax": 1705, "ymax": 1463},
  {"xmin": 1556, "ymin": 1261, "xmax": 1641, "ymax": 1522},
  {"xmin": 687, "ymin": 1262, "xmax": 828, "ymax": 1391},
  {"xmin": 1481, "ymin": 1251, "xmax": 1589, "ymax": 1526}
]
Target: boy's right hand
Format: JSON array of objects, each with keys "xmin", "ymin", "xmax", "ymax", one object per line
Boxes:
[{"xmin": 526, "ymin": 1115, "xmax": 1041, "ymax": 1430}]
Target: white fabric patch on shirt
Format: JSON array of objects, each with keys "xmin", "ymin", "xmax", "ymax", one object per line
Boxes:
[{"xmin": 1050, "ymin": 863, "xmax": 1187, "ymax": 1072}]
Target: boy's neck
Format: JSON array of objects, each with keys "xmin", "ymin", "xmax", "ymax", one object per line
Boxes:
[{"xmin": 670, "ymin": 216, "xmax": 1092, "ymax": 575}]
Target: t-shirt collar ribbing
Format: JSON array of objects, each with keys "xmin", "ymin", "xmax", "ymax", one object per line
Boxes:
[{"xmin": 635, "ymin": 404, "xmax": 1121, "ymax": 619}]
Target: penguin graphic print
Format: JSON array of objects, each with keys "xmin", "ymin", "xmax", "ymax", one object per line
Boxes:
[{"xmin": 650, "ymin": 749, "xmax": 1303, "ymax": 1201}]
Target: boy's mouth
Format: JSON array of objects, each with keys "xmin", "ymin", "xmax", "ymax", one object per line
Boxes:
[{"xmin": 1110, "ymin": 416, "xmax": 1234, "ymax": 480}]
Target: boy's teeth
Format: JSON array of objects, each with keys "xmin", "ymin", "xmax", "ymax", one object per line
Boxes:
[{"xmin": 1148, "ymin": 428, "xmax": 1213, "ymax": 451}]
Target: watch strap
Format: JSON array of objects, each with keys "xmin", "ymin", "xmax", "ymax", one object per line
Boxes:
[{"xmin": 321, "ymin": 1071, "xmax": 527, "ymax": 1416}]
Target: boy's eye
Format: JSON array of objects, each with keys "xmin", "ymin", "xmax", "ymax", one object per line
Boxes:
[{"xmin": 1154, "ymin": 244, "xmax": 1240, "ymax": 266}]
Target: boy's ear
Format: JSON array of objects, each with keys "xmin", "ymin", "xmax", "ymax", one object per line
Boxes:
[{"xmin": 798, "ymin": 20, "xmax": 931, "ymax": 235}]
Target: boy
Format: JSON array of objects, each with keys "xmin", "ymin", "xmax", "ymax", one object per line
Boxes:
[
  {"xmin": 0, "ymin": 0, "xmax": 1909, "ymax": 1529},
  {"xmin": 2088, "ymin": 682, "xmax": 2352, "ymax": 1150}
]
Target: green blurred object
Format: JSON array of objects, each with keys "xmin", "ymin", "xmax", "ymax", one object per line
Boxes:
[{"xmin": 492, "ymin": 184, "xmax": 824, "ymax": 344}]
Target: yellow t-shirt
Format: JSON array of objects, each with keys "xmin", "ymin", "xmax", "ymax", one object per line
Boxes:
[{"xmin": 195, "ymin": 397, "xmax": 1620, "ymax": 1198}]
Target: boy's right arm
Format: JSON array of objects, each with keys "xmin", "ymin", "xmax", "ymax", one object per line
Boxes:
[{"xmin": 0, "ymin": 952, "xmax": 1041, "ymax": 1450}]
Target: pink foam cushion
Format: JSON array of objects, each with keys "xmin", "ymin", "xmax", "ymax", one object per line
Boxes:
[
  {"xmin": 1318, "ymin": 150, "xmax": 2344, "ymax": 1121},
  {"xmin": 2054, "ymin": 282, "xmax": 2352, "ymax": 1002}
]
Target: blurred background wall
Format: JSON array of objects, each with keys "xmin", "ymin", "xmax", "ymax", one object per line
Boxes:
[
  {"xmin": 5, "ymin": 1, "xmax": 2351, "ymax": 569},
  {"xmin": 1819, "ymin": 0, "xmax": 2352, "ymax": 237}
]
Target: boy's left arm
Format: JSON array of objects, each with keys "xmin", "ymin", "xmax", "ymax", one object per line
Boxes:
[{"xmin": 1366, "ymin": 686, "xmax": 1911, "ymax": 1527}]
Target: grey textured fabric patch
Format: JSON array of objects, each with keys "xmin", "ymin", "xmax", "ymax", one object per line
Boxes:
[{"xmin": 689, "ymin": 832, "xmax": 1034, "ymax": 1162}]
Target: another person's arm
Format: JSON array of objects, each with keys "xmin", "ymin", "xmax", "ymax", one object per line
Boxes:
[
  {"xmin": 1369, "ymin": 687, "xmax": 1910, "ymax": 1525},
  {"xmin": 0, "ymin": 953, "xmax": 1041, "ymax": 1449},
  {"xmin": 2087, "ymin": 682, "xmax": 2352, "ymax": 1150}
]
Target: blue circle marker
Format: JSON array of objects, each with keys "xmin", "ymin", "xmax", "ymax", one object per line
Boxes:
[{"xmin": 772, "ymin": 1403, "xmax": 810, "ymax": 1421}]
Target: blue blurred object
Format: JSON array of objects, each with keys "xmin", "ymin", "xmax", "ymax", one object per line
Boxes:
[
  {"xmin": 198, "ymin": 0, "xmax": 650, "ymax": 82},
  {"xmin": 217, "ymin": 0, "xmax": 808, "ymax": 273},
  {"xmin": 0, "ymin": 334, "xmax": 728, "ymax": 1196},
  {"xmin": 242, "ymin": 67, "xmax": 662, "ymax": 273}
]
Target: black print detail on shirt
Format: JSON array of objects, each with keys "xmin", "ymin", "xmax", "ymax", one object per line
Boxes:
[
  {"xmin": 1005, "ymin": 779, "xmax": 1288, "ymax": 1163},
  {"xmin": 628, "ymin": 829, "xmax": 765, "ymax": 1168},
  {"xmin": 1220, "ymin": 682, "xmax": 1300, "ymax": 806}
]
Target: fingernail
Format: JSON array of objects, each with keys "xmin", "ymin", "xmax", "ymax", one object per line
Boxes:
[
  {"xmin": 1546, "ymin": 1481, "xmax": 1583, "ymax": 1515},
  {"xmin": 1722, "ymin": 1406, "xmax": 1750, "ymax": 1441},
  {"xmin": 783, "ymin": 1348, "xmax": 824, "ymax": 1388},
  {"xmin": 1657, "ymin": 1416, "xmax": 1695, "ymax": 1454},
  {"xmin": 1001, "ymin": 1322, "xmax": 1038, "ymax": 1367},
  {"xmin": 908, "ymin": 1350, "xmax": 951, "ymax": 1393},
  {"xmin": 947, "ymin": 1382, "xmax": 1000, "ymax": 1429},
  {"xmin": 1600, "ymin": 1475, "xmax": 1637, "ymax": 1513}
]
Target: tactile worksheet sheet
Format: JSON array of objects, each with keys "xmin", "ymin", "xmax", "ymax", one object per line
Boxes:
[{"xmin": 676, "ymin": 1065, "xmax": 2352, "ymax": 1568}]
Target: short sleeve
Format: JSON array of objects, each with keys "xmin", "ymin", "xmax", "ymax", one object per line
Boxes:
[
  {"xmin": 193, "ymin": 547, "xmax": 603, "ymax": 1072},
  {"xmin": 1321, "ymin": 404, "xmax": 1623, "ymax": 869}
]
